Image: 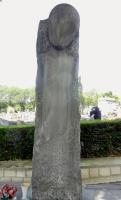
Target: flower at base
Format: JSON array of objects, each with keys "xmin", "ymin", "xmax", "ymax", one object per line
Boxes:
[{"xmin": 0, "ymin": 184, "xmax": 18, "ymax": 199}]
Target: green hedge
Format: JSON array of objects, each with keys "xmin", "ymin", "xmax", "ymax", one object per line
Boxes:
[
  {"xmin": 81, "ymin": 120, "xmax": 121, "ymax": 158},
  {"xmin": 0, "ymin": 120, "xmax": 121, "ymax": 160},
  {"xmin": 0, "ymin": 124, "xmax": 34, "ymax": 161}
]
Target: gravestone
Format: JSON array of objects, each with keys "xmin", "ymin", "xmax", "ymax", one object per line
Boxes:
[{"xmin": 32, "ymin": 3, "xmax": 82, "ymax": 200}]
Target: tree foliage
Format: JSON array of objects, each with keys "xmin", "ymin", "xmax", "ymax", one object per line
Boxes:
[
  {"xmin": 0, "ymin": 82, "xmax": 120, "ymax": 113},
  {"xmin": 78, "ymin": 77, "xmax": 99, "ymax": 110},
  {"xmin": 78, "ymin": 78, "xmax": 120, "ymax": 114},
  {"xmin": 101, "ymin": 91, "xmax": 119, "ymax": 103},
  {"xmin": 0, "ymin": 85, "xmax": 35, "ymax": 112}
]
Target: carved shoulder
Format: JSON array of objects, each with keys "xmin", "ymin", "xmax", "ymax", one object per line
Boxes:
[{"xmin": 36, "ymin": 19, "xmax": 51, "ymax": 57}]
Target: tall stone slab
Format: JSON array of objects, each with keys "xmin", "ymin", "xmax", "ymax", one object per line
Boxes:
[{"xmin": 32, "ymin": 3, "xmax": 82, "ymax": 200}]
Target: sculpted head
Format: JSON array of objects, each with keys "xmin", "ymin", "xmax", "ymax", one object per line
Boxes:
[{"xmin": 48, "ymin": 4, "xmax": 80, "ymax": 50}]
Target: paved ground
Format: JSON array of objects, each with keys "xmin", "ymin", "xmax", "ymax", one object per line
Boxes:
[
  {"xmin": 1, "ymin": 182, "xmax": 121, "ymax": 200},
  {"xmin": 83, "ymin": 182, "xmax": 121, "ymax": 200}
]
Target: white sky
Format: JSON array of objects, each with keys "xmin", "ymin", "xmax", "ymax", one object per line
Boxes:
[{"xmin": 0, "ymin": 0, "xmax": 121, "ymax": 95}]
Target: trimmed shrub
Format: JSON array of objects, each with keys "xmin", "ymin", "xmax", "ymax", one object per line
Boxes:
[
  {"xmin": 0, "ymin": 124, "xmax": 34, "ymax": 161},
  {"xmin": 81, "ymin": 120, "xmax": 121, "ymax": 158},
  {"xmin": 1, "ymin": 120, "xmax": 121, "ymax": 160}
]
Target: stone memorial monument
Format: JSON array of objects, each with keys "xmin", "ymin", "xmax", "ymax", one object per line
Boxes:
[{"xmin": 32, "ymin": 3, "xmax": 82, "ymax": 200}]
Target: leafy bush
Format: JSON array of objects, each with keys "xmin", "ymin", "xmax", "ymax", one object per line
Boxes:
[
  {"xmin": 81, "ymin": 120, "xmax": 121, "ymax": 158},
  {"xmin": 1, "ymin": 120, "xmax": 121, "ymax": 160},
  {"xmin": 0, "ymin": 124, "xmax": 34, "ymax": 161}
]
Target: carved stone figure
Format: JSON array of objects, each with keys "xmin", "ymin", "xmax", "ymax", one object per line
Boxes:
[{"xmin": 32, "ymin": 3, "xmax": 82, "ymax": 200}]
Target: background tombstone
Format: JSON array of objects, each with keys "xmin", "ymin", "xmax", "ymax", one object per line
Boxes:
[{"xmin": 32, "ymin": 3, "xmax": 82, "ymax": 200}]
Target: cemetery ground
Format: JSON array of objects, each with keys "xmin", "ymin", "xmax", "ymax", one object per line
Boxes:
[{"xmin": 1, "ymin": 157, "xmax": 121, "ymax": 199}]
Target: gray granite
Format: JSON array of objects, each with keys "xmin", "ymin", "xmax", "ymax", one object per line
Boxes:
[{"xmin": 32, "ymin": 3, "xmax": 82, "ymax": 200}]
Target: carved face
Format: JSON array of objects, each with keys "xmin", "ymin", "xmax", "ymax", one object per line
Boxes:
[{"xmin": 48, "ymin": 4, "xmax": 80, "ymax": 50}]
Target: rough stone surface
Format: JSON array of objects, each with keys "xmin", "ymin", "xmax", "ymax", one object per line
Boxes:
[
  {"xmin": 99, "ymin": 168, "xmax": 110, "ymax": 177},
  {"xmin": 0, "ymin": 171, "xmax": 3, "ymax": 177},
  {"xmin": 111, "ymin": 167, "xmax": 120, "ymax": 175},
  {"xmin": 0, "ymin": 177, "xmax": 11, "ymax": 182},
  {"xmin": 81, "ymin": 169, "xmax": 89, "ymax": 179},
  {"xmin": 12, "ymin": 177, "xmax": 23, "ymax": 182},
  {"xmin": 4, "ymin": 170, "xmax": 16, "ymax": 177},
  {"xmin": 0, "ymin": 161, "xmax": 32, "ymax": 169},
  {"xmin": 90, "ymin": 168, "xmax": 99, "ymax": 178},
  {"xmin": 36, "ymin": 19, "xmax": 51, "ymax": 56},
  {"xmin": 16, "ymin": 171, "xmax": 25, "ymax": 177},
  {"xmin": 26, "ymin": 170, "xmax": 32, "ymax": 177},
  {"xmin": 32, "ymin": 3, "xmax": 82, "ymax": 200},
  {"xmin": 81, "ymin": 157, "xmax": 121, "ymax": 167},
  {"xmin": 1, "ymin": 158, "xmax": 121, "ymax": 185}
]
